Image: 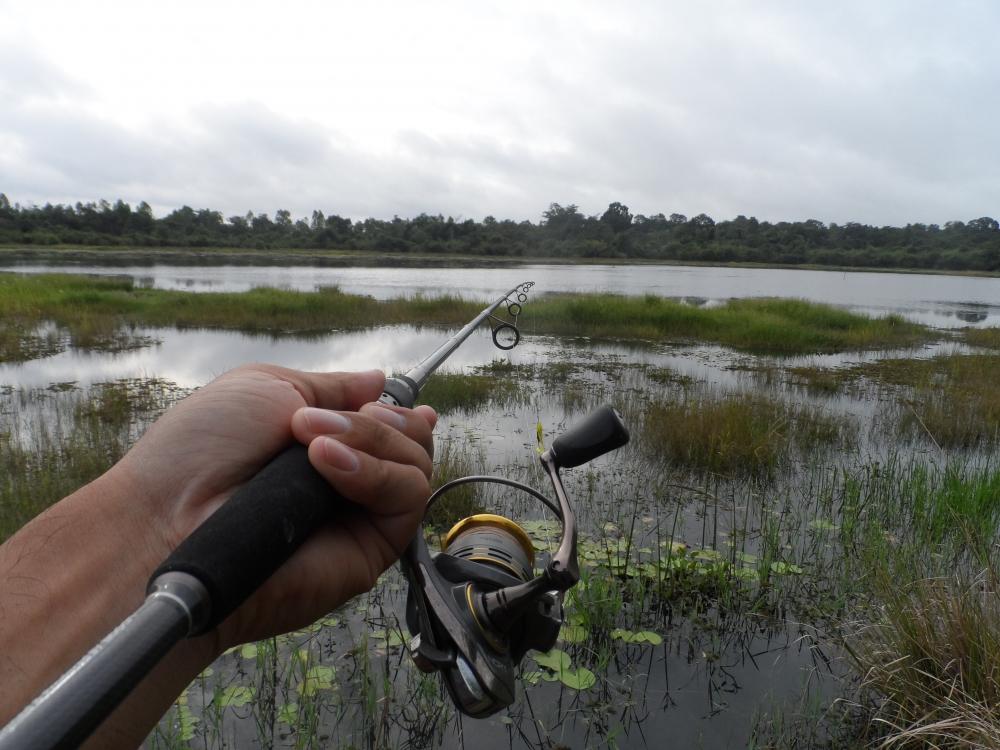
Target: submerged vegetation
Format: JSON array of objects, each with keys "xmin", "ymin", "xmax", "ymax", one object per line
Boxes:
[{"xmin": 3, "ymin": 273, "xmax": 1000, "ymax": 747}]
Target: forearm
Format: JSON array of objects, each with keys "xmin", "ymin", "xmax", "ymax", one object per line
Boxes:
[{"xmin": 0, "ymin": 465, "xmax": 215, "ymax": 745}]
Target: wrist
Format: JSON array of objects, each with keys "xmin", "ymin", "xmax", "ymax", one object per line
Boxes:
[{"xmin": 0, "ymin": 466, "xmax": 213, "ymax": 724}]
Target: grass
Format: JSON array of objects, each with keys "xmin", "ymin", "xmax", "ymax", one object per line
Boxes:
[
  {"xmin": 4, "ymin": 270, "xmax": 999, "ymax": 747},
  {"xmin": 527, "ymin": 294, "xmax": 932, "ymax": 354},
  {"xmin": 961, "ymin": 326, "xmax": 1000, "ymax": 349},
  {"xmin": 0, "ymin": 379, "xmax": 185, "ymax": 540},
  {"xmin": 0, "ymin": 274, "xmax": 935, "ymax": 363},
  {"xmin": 849, "ymin": 567, "xmax": 1000, "ymax": 749},
  {"xmin": 415, "ymin": 371, "xmax": 528, "ymax": 415},
  {"xmin": 0, "ymin": 272, "xmax": 482, "ymax": 346},
  {"xmin": 857, "ymin": 354, "xmax": 1000, "ymax": 448},
  {"xmin": 642, "ymin": 392, "xmax": 850, "ymax": 479}
]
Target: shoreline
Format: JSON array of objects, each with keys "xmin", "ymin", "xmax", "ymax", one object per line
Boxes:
[{"xmin": 1, "ymin": 244, "xmax": 998, "ymax": 279}]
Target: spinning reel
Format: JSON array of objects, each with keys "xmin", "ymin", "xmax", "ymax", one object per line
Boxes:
[{"xmin": 402, "ymin": 409, "xmax": 629, "ymax": 717}]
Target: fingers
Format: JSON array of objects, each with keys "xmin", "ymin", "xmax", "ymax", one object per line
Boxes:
[
  {"xmin": 307, "ymin": 436, "xmax": 431, "ymax": 521},
  {"xmin": 247, "ymin": 365, "xmax": 387, "ymax": 411}
]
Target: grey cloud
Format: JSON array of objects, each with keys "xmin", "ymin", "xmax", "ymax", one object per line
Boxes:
[{"xmin": 2, "ymin": 2, "xmax": 999, "ymax": 226}]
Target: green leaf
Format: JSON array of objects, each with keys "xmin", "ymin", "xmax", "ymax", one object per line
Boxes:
[
  {"xmin": 218, "ymin": 686, "xmax": 254, "ymax": 707},
  {"xmin": 277, "ymin": 703, "xmax": 299, "ymax": 726},
  {"xmin": 240, "ymin": 643, "xmax": 258, "ymax": 660},
  {"xmin": 612, "ymin": 628, "xmax": 662, "ymax": 646},
  {"xmin": 635, "ymin": 631, "xmax": 663, "ymax": 645},
  {"xmin": 297, "ymin": 665, "xmax": 336, "ymax": 697},
  {"xmin": 532, "ymin": 649, "xmax": 571, "ymax": 672},
  {"xmin": 559, "ymin": 667, "xmax": 596, "ymax": 691},
  {"xmin": 177, "ymin": 704, "xmax": 199, "ymax": 741},
  {"xmin": 522, "ymin": 670, "xmax": 543, "ymax": 685},
  {"xmin": 809, "ymin": 519, "xmax": 838, "ymax": 532}
]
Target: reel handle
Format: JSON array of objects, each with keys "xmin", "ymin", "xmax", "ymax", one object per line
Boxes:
[
  {"xmin": 149, "ymin": 444, "xmax": 335, "ymax": 634},
  {"xmin": 550, "ymin": 404, "xmax": 630, "ymax": 469}
]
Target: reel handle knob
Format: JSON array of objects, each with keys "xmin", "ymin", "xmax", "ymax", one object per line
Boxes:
[{"xmin": 551, "ymin": 404, "xmax": 629, "ymax": 469}]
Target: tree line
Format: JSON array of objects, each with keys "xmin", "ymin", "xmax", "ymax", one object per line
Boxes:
[{"xmin": 1, "ymin": 193, "xmax": 998, "ymax": 271}]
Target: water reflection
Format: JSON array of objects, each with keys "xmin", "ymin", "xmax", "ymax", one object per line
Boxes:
[
  {"xmin": 0, "ymin": 326, "xmax": 549, "ymax": 389},
  {"xmin": 6, "ymin": 262, "xmax": 1000, "ymax": 327}
]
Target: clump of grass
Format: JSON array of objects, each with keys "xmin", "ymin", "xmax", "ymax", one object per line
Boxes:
[
  {"xmin": 848, "ymin": 567, "xmax": 1000, "ymax": 749},
  {"xmin": 0, "ymin": 273, "xmax": 484, "ymax": 349},
  {"xmin": 643, "ymin": 393, "xmax": 849, "ymax": 479},
  {"xmin": 861, "ymin": 354, "xmax": 1000, "ymax": 448},
  {"xmin": 425, "ymin": 441, "xmax": 486, "ymax": 529},
  {"xmin": 961, "ymin": 326, "xmax": 1000, "ymax": 349},
  {"xmin": 0, "ymin": 379, "xmax": 185, "ymax": 540},
  {"xmin": 0, "ymin": 322, "xmax": 64, "ymax": 363},
  {"xmin": 785, "ymin": 365, "xmax": 855, "ymax": 395},
  {"xmin": 1, "ymin": 274, "xmax": 932, "ymax": 360},
  {"xmin": 416, "ymin": 372, "xmax": 527, "ymax": 415},
  {"xmin": 528, "ymin": 294, "xmax": 931, "ymax": 354}
]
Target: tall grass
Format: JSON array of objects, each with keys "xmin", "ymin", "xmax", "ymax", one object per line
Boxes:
[
  {"xmin": 0, "ymin": 380, "xmax": 184, "ymax": 540},
  {"xmin": 528, "ymin": 294, "xmax": 931, "ymax": 354},
  {"xmin": 643, "ymin": 393, "xmax": 850, "ymax": 479},
  {"xmin": 1, "ymin": 274, "xmax": 933, "ymax": 361},
  {"xmin": 862, "ymin": 354, "xmax": 1000, "ymax": 448}
]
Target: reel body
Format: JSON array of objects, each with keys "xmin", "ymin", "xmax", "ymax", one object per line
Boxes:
[{"xmin": 402, "ymin": 405, "xmax": 630, "ymax": 717}]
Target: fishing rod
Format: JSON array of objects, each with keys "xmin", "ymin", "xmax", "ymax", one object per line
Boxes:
[{"xmin": 0, "ymin": 279, "xmax": 630, "ymax": 747}]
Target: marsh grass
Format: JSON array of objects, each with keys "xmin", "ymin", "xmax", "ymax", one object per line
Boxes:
[
  {"xmin": 416, "ymin": 371, "xmax": 528, "ymax": 415},
  {"xmin": 643, "ymin": 393, "xmax": 850, "ymax": 479},
  {"xmin": 0, "ymin": 379, "xmax": 185, "ymax": 540},
  {"xmin": 1, "ymin": 275, "xmax": 934, "ymax": 363},
  {"xmin": 859, "ymin": 354, "xmax": 1000, "ymax": 448},
  {"xmin": 961, "ymin": 326, "xmax": 1000, "ymax": 349},
  {"xmin": 0, "ymin": 273, "xmax": 483, "ymax": 362},
  {"xmin": 848, "ymin": 567, "xmax": 1000, "ymax": 749},
  {"xmin": 528, "ymin": 294, "xmax": 931, "ymax": 354},
  {"xmin": 425, "ymin": 440, "xmax": 487, "ymax": 528}
]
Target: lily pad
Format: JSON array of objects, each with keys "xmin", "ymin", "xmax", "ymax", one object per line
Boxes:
[{"xmin": 218, "ymin": 686, "xmax": 254, "ymax": 708}]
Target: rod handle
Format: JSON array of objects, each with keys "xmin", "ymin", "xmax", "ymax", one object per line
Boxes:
[{"xmin": 149, "ymin": 444, "xmax": 335, "ymax": 634}]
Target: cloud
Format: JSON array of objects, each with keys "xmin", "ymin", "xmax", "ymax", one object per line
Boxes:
[{"xmin": 1, "ymin": 1, "xmax": 999, "ymax": 225}]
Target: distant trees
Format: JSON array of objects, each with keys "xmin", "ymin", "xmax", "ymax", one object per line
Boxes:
[{"xmin": 0, "ymin": 194, "xmax": 997, "ymax": 272}]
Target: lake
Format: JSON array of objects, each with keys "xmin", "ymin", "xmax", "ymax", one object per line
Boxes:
[
  {"xmin": 1, "ymin": 261, "xmax": 996, "ymax": 748},
  {"xmin": 5, "ymin": 260, "xmax": 1000, "ymax": 327}
]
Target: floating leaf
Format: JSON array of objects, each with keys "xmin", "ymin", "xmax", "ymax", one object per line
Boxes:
[
  {"xmin": 321, "ymin": 616, "xmax": 341, "ymax": 627},
  {"xmin": 240, "ymin": 643, "xmax": 258, "ymax": 660},
  {"xmin": 198, "ymin": 667, "xmax": 214, "ymax": 679},
  {"xmin": 522, "ymin": 671, "xmax": 543, "ymax": 686},
  {"xmin": 770, "ymin": 561, "xmax": 804, "ymax": 575},
  {"xmin": 277, "ymin": 703, "xmax": 299, "ymax": 726},
  {"xmin": 298, "ymin": 665, "xmax": 336, "ymax": 697},
  {"xmin": 809, "ymin": 519, "xmax": 838, "ymax": 532},
  {"xmin": 612, "ymin": 628, "xmax": 662, "ymax": 645},
  {"xmin": 559, "ymin": 667, "xmax": 596, "ymax": 691},
  {"xmin": 533, "ymin": 649, "xmax": 571, "ymax": 672},
  {"xmin": 218, "ymin": 686, "xmax": 254, "ymax": 708},
  {"xmin": 177, "ymin": 705, "xmax": 199, "ymax": 741}
]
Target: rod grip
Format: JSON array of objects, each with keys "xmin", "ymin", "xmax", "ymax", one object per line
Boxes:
[{"xmin": 149, "ymin": 444, "xmax": 335, "ymax": 634}]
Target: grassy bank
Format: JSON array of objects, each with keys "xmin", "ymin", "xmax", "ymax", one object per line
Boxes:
[{"xmin": 0, "ymin": 273, "xmax": 934, "ymax": 362}]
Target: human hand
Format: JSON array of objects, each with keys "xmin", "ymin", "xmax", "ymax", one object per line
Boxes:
[{"xmin": 115, "ymin": 363, "xmax": 436, "ymax": 653}]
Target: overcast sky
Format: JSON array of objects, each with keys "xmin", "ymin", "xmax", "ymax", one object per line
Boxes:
[{"xmin": 1, "ymin": 0, "xmax": 998, "ymax": 226}]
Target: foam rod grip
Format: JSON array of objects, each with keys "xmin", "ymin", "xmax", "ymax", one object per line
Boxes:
[{"xmin": 150, "ymin": 444, "xmax": 336, "ymax": 634}]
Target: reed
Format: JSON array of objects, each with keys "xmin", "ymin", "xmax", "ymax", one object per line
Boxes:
[
  {"xmin": 527, "ymin": 294, "xmax": 931, "ymax": 354},
  {"xmin": 642, "ymin": 393, "xmax": 849, "ymax": 479}
]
